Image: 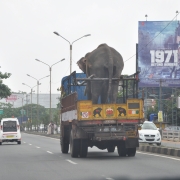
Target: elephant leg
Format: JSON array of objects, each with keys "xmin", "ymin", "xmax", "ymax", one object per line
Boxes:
[
  {"xmin": 111, "ymin": 81, "xmax": 119, "ymax": 103},
  {"xmin": 91, "ymin": 82, "xmax": 102, "ymax": 104},
  {"xmin": 101, "ymin": 82, "xmax": 108, "ymax": 103}
]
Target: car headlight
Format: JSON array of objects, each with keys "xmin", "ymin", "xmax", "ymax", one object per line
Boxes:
[
  {"xmin": 139, "ymin": 133, "xmax": 143, "ymax": 136},
  {"xmin": 156, "ymin": 133, "xmax": 160, "ymax": 137}
]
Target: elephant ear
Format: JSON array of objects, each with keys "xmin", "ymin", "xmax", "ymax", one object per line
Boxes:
[{"xmin": 77, "ymin": 57, "xmax": 87, "ymax": 73}]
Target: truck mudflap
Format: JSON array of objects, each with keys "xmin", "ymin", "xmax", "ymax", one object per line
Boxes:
[{"xmin": 125, "ymin": 138, "xmax": 139, "ymax": 148}]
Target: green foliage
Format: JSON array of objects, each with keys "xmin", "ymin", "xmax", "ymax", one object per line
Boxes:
[{"xmin": 0, "ymin": 71, "xmax": 11, "ymax": 99}]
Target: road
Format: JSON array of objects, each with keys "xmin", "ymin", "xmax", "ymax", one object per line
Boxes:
[{"xmin": 0, "ymin": 133, "xmax": 180, "ymax": 180}]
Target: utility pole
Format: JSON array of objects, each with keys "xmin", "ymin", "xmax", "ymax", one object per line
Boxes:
[{"xmin": 156, "ymin": 79, "xmax": 165, "ymax": 131}]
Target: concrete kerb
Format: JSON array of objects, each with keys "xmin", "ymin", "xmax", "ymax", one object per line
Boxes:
[{"xmin": 139, "ymin": 144, "xmax": 180, "ymax": 157}]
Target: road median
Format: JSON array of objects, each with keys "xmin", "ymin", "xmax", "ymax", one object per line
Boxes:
[{"xmin": 138, "ymin": 144, "xmax": 180, "ymax": 157}]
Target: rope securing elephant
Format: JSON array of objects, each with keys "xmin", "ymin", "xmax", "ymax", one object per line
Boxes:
[{"xmin": 77, "ymin": 43, "xmax": 124, "ymax": 104}]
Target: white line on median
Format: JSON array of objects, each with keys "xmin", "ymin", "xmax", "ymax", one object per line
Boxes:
[
  {"xmin": 66, "ymin": 159, "xmax": 77, "ymax": 165},
  {"xmin": 137, "ymin": 151, "xmax": 180, "ymax": 161},
  {"xmin": 36, "ymin": 146, "xmax": 40, "ymax": 148},
  {"xmin": 23, "ymin": 142, "xmax": 26, "ymax": 143},
  {"xmin": 47, "ymin": 151, "xmax": 53, "ymax": 154},
  {"xmin": 29, "ymin": 144, "xmax": 32, "ymax": 145}
]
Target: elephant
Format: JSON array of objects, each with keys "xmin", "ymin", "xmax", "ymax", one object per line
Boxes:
[{"xmin": 77, "ymin": 43, "xmax": 124, "ymax": 104}]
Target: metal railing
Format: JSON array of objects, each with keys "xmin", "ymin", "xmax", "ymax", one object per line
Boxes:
[{"xmin": 162, "ymin": 130, "xmax": 180, "ymax": 141}]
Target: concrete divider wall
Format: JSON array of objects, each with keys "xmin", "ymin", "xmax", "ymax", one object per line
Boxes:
[{"xmin": 138, "ymin": 145, "xmax": 180, "ymax": 157}]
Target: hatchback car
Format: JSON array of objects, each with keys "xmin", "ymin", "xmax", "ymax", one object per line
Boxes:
[
  {"xmin": 139, "ymin": 121, "xmax": 161, "ymax": 146},
  {"xmin": 0, "ymin": 118, "xmax": 21, "ymax": 145}
]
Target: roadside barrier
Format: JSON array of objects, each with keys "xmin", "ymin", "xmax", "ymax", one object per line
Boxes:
[
  {"xmin": 138, "ymin": 144, "xmax": 180, "ymax": 157},
  {"xmin": 162, "ymin": 130, "xmax": 180, "ymax": 142}
]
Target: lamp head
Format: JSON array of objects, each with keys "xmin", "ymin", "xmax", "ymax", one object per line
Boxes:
[
  {"xmin": 61, "ymin": 58, "xmax": 65, "ymax": 62},
  {"xmin": 53, "ymin": 31, "xmax": 60, "ymax": 36},
  {"xmin": 84, "ymin": 34, "xmax": 91, "ymax": 37}
]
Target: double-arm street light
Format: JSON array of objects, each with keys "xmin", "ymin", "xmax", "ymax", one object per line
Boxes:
[
  {"xmin": 53, "ymin": 32, "xmax": 91, "ymax": 74},
  {"xmin": 26, "ymin": 74, "xmax": 49, "ymax": 130},
  {"xmin": 35, "ymin": 58, "xmax": 65, "ymax": 123},
  {"xmin": 22, "ymin": 83, "xmax": 38, "ymax": 124}
]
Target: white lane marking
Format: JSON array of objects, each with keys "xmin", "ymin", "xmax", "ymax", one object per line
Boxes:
[
  {"xmin": 36, "ymin": 146, "xmax": 40, "ymax": 148},
  {"xmin": 23, "ymin": 142, "xmax": 26, "ymax": 143},
  {"xmin": 23, "ymin": 133, "xmax": 59, "ymax": 140},
  {"xmin": 47, "ymin": 151, "xmax": 53, "ymax": 154},
  {"xmin": 66, "ymin": 159, "xmax": 77, "ymax": 165},
  {"xmin": 101, "ymin": 175, "xmax": 114, "ymax": 180},
  {"xmin": 137, "ymin": 151, "xmax": 180, "ymax": 161},
  {"xmin": 29, "ymin": 144, "xmax": 32, "ymax": 145}
]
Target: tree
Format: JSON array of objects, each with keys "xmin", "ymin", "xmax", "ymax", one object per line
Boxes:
[{"xmin": 0, "ymin": 71, "xmax": 11, "ymax": 99}]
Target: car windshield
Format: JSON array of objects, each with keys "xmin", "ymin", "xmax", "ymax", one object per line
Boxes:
[
  {"xmin": 3, "ymin": 121, "xmax": 17, "ymax": 132},
  {"xmin": 141, "ymin": 123, "xmax": 157, "ymax": 130}
]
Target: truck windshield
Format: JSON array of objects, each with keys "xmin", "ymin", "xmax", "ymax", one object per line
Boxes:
[
  {"xmin": 3, "ymin": 121, "xmax": 17, "ymax": 132},
  {"xmin": 141, "ymin": 123, "xmax": 157, "ymax": 130}
]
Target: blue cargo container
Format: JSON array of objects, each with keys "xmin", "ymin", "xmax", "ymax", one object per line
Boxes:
[{"xmin": 61, "ymin": 72, "xmax": 87, "ymax": 101}]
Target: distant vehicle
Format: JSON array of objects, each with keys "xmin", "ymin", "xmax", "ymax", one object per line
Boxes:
[
  {"xmin": 139, "ymin": 121, "xmax": 161, "ymax": 146},
  {"xmin": 0, "ymin": 118, "xmax": 21, "ymax": 145},
  {"xmin": 161, "ymin": 71, "xmax": 171, "ymax": 79}
]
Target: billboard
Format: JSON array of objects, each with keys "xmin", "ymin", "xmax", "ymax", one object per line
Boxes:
[
  {"xmin": 138, "ymin": 21, "xmax": 180, "ymax": 87},
  {"xmin": 6, "ymin": 95, "xmax": 17, "ymax": 102}
]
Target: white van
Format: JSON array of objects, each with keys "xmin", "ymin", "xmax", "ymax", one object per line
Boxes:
[{"xmin": 0, "ymin": 118, "xmax": 21, "ymax": 145}]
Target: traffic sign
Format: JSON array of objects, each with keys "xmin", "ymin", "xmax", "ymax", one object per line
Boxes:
[{"xmin": 0, "ymin": 109, "xmax": 3, "ymax": 115}]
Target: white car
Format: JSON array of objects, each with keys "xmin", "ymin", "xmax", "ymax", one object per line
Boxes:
[
  {"xmin": 0, "ymin": 118, "xmax": 21, "ymax": 145},
  {"xmin": 139, "ymin": 121, "xmax": 161, "ymax": 146}
]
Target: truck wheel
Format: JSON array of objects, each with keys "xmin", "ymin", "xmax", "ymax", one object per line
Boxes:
[
  {"xmin": 127, "ymin": 148, "xmax": 136, "ymax": 157},
  {"xmin": 70, "ymin": 131, "xmax": 80, "ymax": 158},
  {"xmin": 61, "ymin": 138, "xmax": 69, "ymax": 153},
  {"xmin": 107, "ymin": 146, "xmax": 115, "ymax": 152},
  {"xmin": 79, "ymin": 139, "xmax": 88, "ymax": 158},
  {"xmin": 117, "ymin": 142, "xmax": 126, "ymax": 157}
]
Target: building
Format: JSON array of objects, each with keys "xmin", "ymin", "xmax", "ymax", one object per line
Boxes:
[{"xmin": 0, "ymin": 93, "xmax": 60, "ymax": 108}]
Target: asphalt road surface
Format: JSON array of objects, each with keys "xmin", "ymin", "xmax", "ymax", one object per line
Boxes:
[{"xmin": 0, "ymin": 133, "xmax": 180, "ymax": 180}]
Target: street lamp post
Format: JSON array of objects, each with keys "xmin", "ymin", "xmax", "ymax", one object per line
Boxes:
[
  {"xmin": 27, "ymin": 74, "xmax": 49, "ymax": 130},
  {"xmin": 35, "ymin": 58, "xmax": 65, "ymax": 124},
  {"xmin": 53, "ymin": 32, "xmax": 91, "ymax": 74},
  {"xmin": 22, "ymin": 83, "xmax": 37, "ymax": 125}
]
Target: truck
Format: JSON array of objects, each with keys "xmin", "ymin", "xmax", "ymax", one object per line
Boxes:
[{"xmin": 60, "ymin": 71, "xmax": 144, "ymax": 158}]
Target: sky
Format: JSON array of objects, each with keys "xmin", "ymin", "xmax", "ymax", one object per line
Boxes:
[{"xmin": 0, "ymin": 0, "xmax": 180, "ymax": 94}]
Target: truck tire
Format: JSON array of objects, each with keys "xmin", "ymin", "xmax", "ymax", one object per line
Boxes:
[
  {"xmin": 79, "ymin": 139, "xmax": 88, "ymax": 158},
  {"xmin": 70, "ymin": 130, "xmax": 80, "ymax": 158},
  {"xmin": 117, "ymin": 142, "xmax": 126, "ymax": 157},
  {"xmin": 61, "ymin": 138, "xmax": 69, "ymax": 153},
  {"xmin": 127, "ymin": 148, "xmax": 136, "ymax": 157},
  {"xmin": 107, "ymin": 146, "xmax": 115, "ymax": 153}
]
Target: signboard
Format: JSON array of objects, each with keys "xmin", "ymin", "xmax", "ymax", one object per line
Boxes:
[
  {"xmin": 0, "ymin": 109, "xmax": 3, "ymax": 115},
  {"xmin": 20, "ymin": 109, "xmax": 26, "ymax": 115},
  {"xmin": 6, "ymin": 95, "xmax": 17, "ymax": 102},
  {"xmin": 158, "ymin": 111, "xmax": 163, "ymax": 122},
  {"xmin": 144, "ymin": 99, "xmax": 156, "ymax": 107},
  {"xmin": 138, "ymin": 21, "xmax": 180, "ymax": 87}
]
